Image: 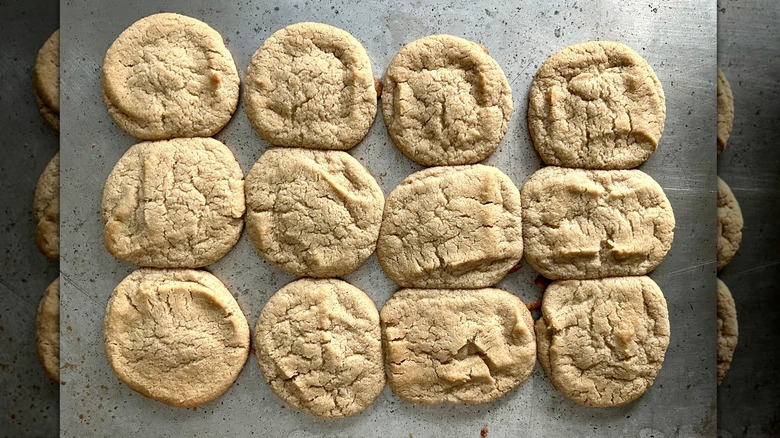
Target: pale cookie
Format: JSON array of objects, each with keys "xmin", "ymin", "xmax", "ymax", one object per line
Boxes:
[
  {"xmin": 528, "ymin": 41, "xmax": 666, "ymax": 169},
  {"xmin": 536, "ymin": 276, "xmax": 670, "ymax": 407},
  {"xmin": 33, "ymin": 29, "xmax": 59, "ymax": 131},
  {"xmin": 382, "ymin": 34, "xmax": 513, "ymax": 166},
  {"xmin": 245, "ymin": 148, "xmax": 384, "ymax": 277},
  {"xmin": 36, "ymin": 277, "xmax": 59, "ymax": 383},
  {"xmin": 521, "ymin": 166, "xmax": 675, "ymax": 279},
  {"xmin": 254, "ymin": 279, "xmax": 384, "ymax": 418},
  {"xmin": 377, "ymin": 165, "xmax": 523, "ymax": 288},
  {"xmin": 381, "ymin": 288, "xmax": 536, "ymax": 404},
  {"xmin": 101, "ymin": 13, "xmax": 239, "ymax": 140},
  {"xmin": 717, "ymin": 177, "xmax": 743, "ymax": 271},
  {"xmin": 717, "ymin": 67, "xmax": 734, "ymax": 154},
  {"xmin": 717, "ymin": 278, "xmax": 738, "ymax": 386},
  {"xmin": 245, "ymin": 22, "xmax": 377, "ymax": 150},
  {"xmin": 102, "ymin": 138, "xmax": 245, "ymax": 268},
  {"xmin": 104, "ymin": 269, "xmax": 249, "ymax": 407},
  {"xmin": 33, "ymin": 152, "xmax": 59, "ymax": 260}
]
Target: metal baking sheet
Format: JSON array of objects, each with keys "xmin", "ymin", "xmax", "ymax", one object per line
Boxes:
[
  {"xmin": 716, "ymin": 1, "xmax": 780, "ymax": 436},
  {"xmin": 60, "ymin": 0, "xmax": 717, "ymax": 436},
  {"xmin": 0, "ymin": 0, "xmax": 60, "ymax": 436}
]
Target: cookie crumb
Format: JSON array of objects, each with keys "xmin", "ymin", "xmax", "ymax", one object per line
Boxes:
[
  {"xmin": 481, "ymin": 427, "xmax": 489, "ymax": 437},
  {"xmin": 374, "ymin": 77, "xmax": 383, "ymax": 98}
]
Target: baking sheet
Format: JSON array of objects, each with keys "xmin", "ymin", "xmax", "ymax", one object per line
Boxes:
[
  {"xmin": 0, "ymin": 0, "xmax": 60, "ymax": 436},
  {"xmin": 60, "ymin": 0, "xmax": 718, "ymax": 436},
  {"xmin": 716, "ymin": 1, "xmax": 780, "ymax": 436}
]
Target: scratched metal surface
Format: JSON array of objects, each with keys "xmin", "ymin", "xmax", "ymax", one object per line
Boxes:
[
  {"xmin": 0, "ymin": 0, "xmax": 60, "ymax": 437},
  {"xmin": 60, "ymin": 0, "xmax": 717, "ymax": 436},
  {"xmin": 716, "ymin": 1, "xmax": 780, "ymax": 437}
]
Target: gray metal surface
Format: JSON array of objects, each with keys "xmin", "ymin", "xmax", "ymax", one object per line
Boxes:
[
  {"xmin": 0, "ymin": 0, "xmax": 60, "ymax": 437},
  {"xmin": 717, "ymin": 1, "xmax": 780, "ymax": 437},
  {"xmin": 60, "ymin": 1, "xmax": 717, "ymax": 436}
]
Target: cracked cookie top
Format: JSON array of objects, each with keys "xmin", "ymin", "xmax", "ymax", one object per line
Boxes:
[
  {"xmin": 33, "ymin": 152, "xmax": 59, "ymax": 260},
  {"xmin": 103, "ymin": 269, "xmax": 250, "ymax": 407},
  {"xmin": 101, "ymin": 13, "xmax": 240, "ymax": 140},
  {"xmin": 536, "ymin": 276, "xmax": 670, "ymax": 407},
  {"xmin": 254, "ymin": 278, "xmax": 385, "ymax": 418},
  {"xmin": 382, "ymin": 34, "xmax": 513, "ymax": 166},
  {"xmin": 245, "ymin": 148, "xmax": 384, "ymax": 277},
  {"xmin": 36, "ymin": 277, "xmax": 59, "ymax": 383},
  {"xmin": 377, "ymin": 165, "xmax": 523, "ymax": 288},
  {"xmin": 717, "ymin": 68, "xmax": 734, "ymax": 154},
  {"xmin": 717, "ymin": 177, "xmax": 743, "ymax": 271},
  {"xmin": 245, "ymin": 22, "xmax": 377, "ymax": 150},
  {"xmin": 717, "ymin": 278, "xmax": 738, "ymax": 386},
  {"xmin": 381, "ymin": 288, "xmax": 535, "ymax": 404},
  {"xmin": 521, "ymin": 166, "xmax": 674, "ymax": 279},
  {"xmin": 102, "ymin": 138, "xmax": 245, "ymax": 268},
  {"xmin": 528, "ymin": 41, "xmax": 666, "ymax": 169},
  {"xmin": 33, "ymin": 29, "xmax": 59, "ymax": 131}
]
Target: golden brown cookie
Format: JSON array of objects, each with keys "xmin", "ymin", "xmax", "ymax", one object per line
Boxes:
[
  {"xmin": 717, "ymin": 67, "xmax": 735, "ymax": 154},
  {"xmin": 101, "ymin": 13, "xmax": 239, "ymax": 140},
  {"xmin": 104, "ymin": 269, "xmax": 249, "ymax": 407},
  {"xmin": 254, "ymin": 279, "xmax": 385, "ymax": 418},
  {"xmin": 244, "ymin": 148, "xmax": 384, "ymax": 277},
  {"xmin": 245, "ymin": 22, "xmax": 377, "ymax": 150},
  {"xmin": 521, "ymin": 166, "xmax": 674, "ymax": 279},
  {"xmin": 36, "ymin": 277, "xmax": 59, "ymax": 383},
  {"xmin": 536, "ymin": 277, "xmax": 670, "ymax": 407},
  {"xmin": 33, "ymin": 152, "xmax": 59, "ymax": 260},
  {"xmin": 377, "ymin": 165, "xmax": 523, "ymax": 288},
  {"xmin": 102, "ymin": 138, "xmax": 244, "ymax": 268},
  {"xmin": 33, "ymin": 29, "xmax": 59, "ymax": 131},
  {"xmin": 717, "ymin": 278, "xmax": 738, "ymax": 386},
  {"xmin": 381, "ymin": 288, "xmax": 535, "ymax": 404},
  {"xmin": 382, "ymin": 35, "xmax": 513, "ymax": 166},
  {"xmin": 717, "ymin": 177, "xmax": 743, "ymax": 271},
  {"xmin": 528, "ymin": 41, "xmax": 666, "ymax": 169}
]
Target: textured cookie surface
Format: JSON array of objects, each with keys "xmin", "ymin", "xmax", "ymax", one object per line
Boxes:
[
  {"xmin": 381, "ymin": 288, "xmax": 535, "ymax": 404},
  {"xmin": 536, "ymin": 277, "xmax": 670, "ymax": 407},
  {"xmin": 717, "ymin": 177, "xmax": 743, "ymax": 271},
  {"xmin": 104, "ymin": 269, "xmax": 249, "ymax": 407},
  {"xmin": 717, "ymin": 68, "xmax": 734, "ymax": 154},
  {"xmin": 102, "ymin": 138, "xmax": 244, "ymax": 268},
  {"xmin": 717, "ymin": 278, "xmax": 738, "ymax": 386},
  {"xmin": 33, "ymin": 153, "xmax": 60, "ymax": 260},
  {"xmin": 245, "ymin": 148, "xmax": 384, "ymax": 277},
  {"xmin": 101, "ymin": 13, "xmax": 239, "ymax": 140},
  {"xmin": 36, "ymin": 277, "xmax": 59, "ymax": 383},
  {"xmin": 521, "ymin": 166, "xmax": 674, "ymax": 279},
  {"xmin": 245, "ymin": 22, "xmax": 377, "ymax": 150},
  {"xmin": 33, "ymin": 29, "xmax": 59, "ymax": 131},
  {"xmin": 377, "ymin": 165, "xmax": 522, "ymax": 288},
  {"xmin": 382, "ymin": 34, "xmax": 513, "ymax": 166},
  {"xmin": 254, "ymin": 279, "xmax": 384, "ymax": 418},
  {"xmin": 528, "ymin": 41, "xmax": 666, "ymax": 169}
]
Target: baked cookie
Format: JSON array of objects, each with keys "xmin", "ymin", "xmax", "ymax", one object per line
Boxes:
[
  {"xmin": 245, "ymin": 22, "xmax": 377, "ymax": 150},
  {"xmin": 717, "ymin": 68, "xmax": 734, "ymax": 154},
  {"xmin": 104, "ymin": 269, "xmax": 249, "ymax": 407},
  {"xmin": 377, "ymin": 165, "xmax": 523, "ymax": 288},
  {"xmin": 245, "ymin": 148, "xmax": 384, "ymax": 277},
  {"xmin": 101, "ymin": 13, "xmax": 239, "ymax": 140},
  {"xmin": 536, "ymin": 276, "xmax": 670, "ymax": 407},
  {"xmin": 254, "ymin": 279, "xmax": 384, "ymax": 418},
  {"xmin": 521, "ymin": 166, "xmax": 674, "ymax": 279},
  {"xmin": 33, "ymin": 29, "xmax": 59, "ymax": 131},
  {"xmin": 102, "ymin": 138, "xmax": 244, "ymax": 268},
  {"xmin": 36, "ymin": 277, "xmax": 59, "ymax": 383},
  {"xmin": 33, "ymin": 152, "xmax": 59, "ymax": 260},
  {"xmin": 381, "ymin": 288, "xmax": 535, "ymax": 404},
  {"xmin": 528, "ymin": 41, "xmax": 666, "ymax": 169},
  {"xmin": 717, "ymin": 177, "xmax": 743, "ymax": 271},
  {"xmin": 717, "ymin": 278, "xmax": 738, "ymax": 386},
  {"xmin": 382, "ymin": 34, "xmax": 513, "ymax": 166}
]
